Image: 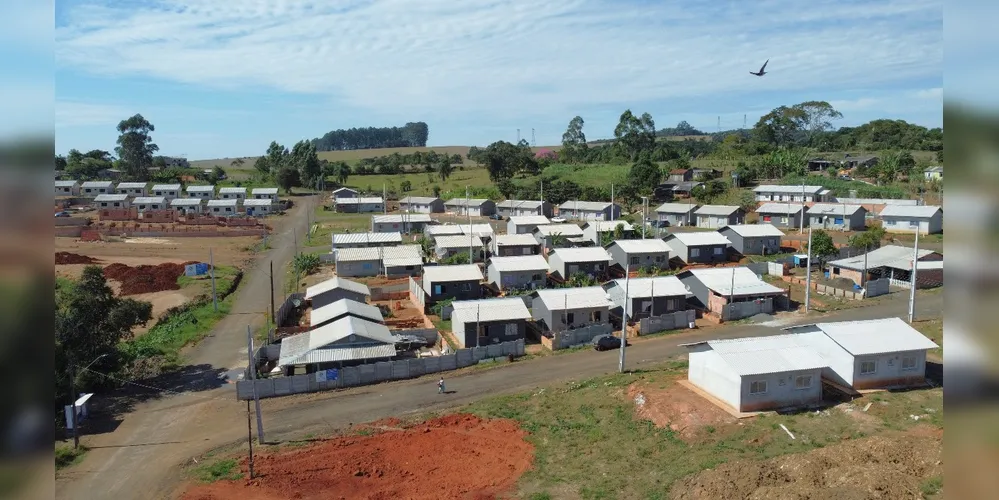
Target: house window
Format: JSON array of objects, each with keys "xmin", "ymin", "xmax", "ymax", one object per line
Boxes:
[
  {"xmin": 690, "ymin": 248, "xmax": 700, "ymax": 258},
  {"xmin": 113, "ymin": 202, "xmax": 120, "ymax": 207},
  {"xmin": 155, "ymin": 191, "xmax": 162, "ymax": 195},
  {"xmin": 749, "ymin": 380, "xmax": 768, "ymax": 394},
  {"xmin": 226, "ymin": 208, "xmax": 232, "ymax": 212},
  {"xmin": 531, "ymin": 274, "xmax": 542, "ymax": 281},
  {"xmin": 713, "ymin": 247, "xmax": 723, "ymax": 255},
  {"xmin": 781, "ymin": 217, "xmax": 788, "ymax": 224},
  {"xmin": 630, "ymin": 256, "xmax": 639, "ymax": 265},
  {"xmin": 655, "ymin": 255, "xmax": 664, "ymax": 263},
  {"xmin": 908, "ymin": 220, "xmax": 918, "ymax": 229},
  {"xmin": 795, "ymin": 375, "xmax": 813, "ymax": 390},
  {"xmin": 461, "ymin": 283, "xmax": 472, "ymax": 291},
  {"xmin": 564, "ymin": 312, "xmax": 575, "ymax": 324},
  {"xmin": 901, "ymin": 356, "xmax": 918, "ymax": 371},
  {"xmin": 595, "ymin": 264, "xmax": 604, "ymax": 271},
  {"xmin": 860, "ymin": 360, "xmax": 877, "ymax": 375},
  {"xmin": 592, "ymin": 310, "xmax": 601, "ymax": 322}
]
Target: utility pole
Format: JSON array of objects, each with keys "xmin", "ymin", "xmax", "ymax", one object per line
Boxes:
[
  {"xmin": 466, "ymin": 185, "xmax": 473, "ymax": 263},
  {"xmin": 610, "ymin": 184, "xmax": 614, "ymax": 216},
  {"xmin": 69, "ymin": 362, "xmax": 78, "ymax": 449},
  {"xmin": 383, "ymin": 184, "xmax": 387, "ymax": 215},
  {"xmin": 861, "ymin": 246, "xmax": 869, "ymax": 288},
  {"xmin": 476, "ymin": 302, "xmax": 481, "ymax": 348},
  {"xmin": 641, "ymin": 196, "xmax": 648, "ymax": 239},
  {"xmin": 619, "ymin": 270, "xmax": 629, "ymax": 373},
  {"xmin": 908, "ymin": 229, "xmax": 920, "ymax": 323},
  {"xmin": 210, "ymin": 249, "xmax": 218, "ymax": 312},
  {"xmin": 247, "ymin": 326, "xmax": 264, "ymax": 444},
  {"xmin": 799, "ymin": 181, "xmax": 806, "ymax": 234},
  {"xmin": 804, "ymin": 226, "xmax": 813, "ymax": 313},
  {"xmin": 245, "ymin": 398, "xmax": 254, "ymax": 479},
  {"xmin": 269, "ymin": 261, "xmax": 275, "ymax": 326}
]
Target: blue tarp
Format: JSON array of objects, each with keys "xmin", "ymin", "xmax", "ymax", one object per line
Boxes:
[{"xmin": 184, "ymin": 262, "xmax": 209, "ymax": 276}]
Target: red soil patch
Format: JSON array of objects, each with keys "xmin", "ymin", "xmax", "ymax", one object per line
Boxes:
[
  {"xmin": 55, "ymin": 252, "xmax": 100, "ymax": 265},
  {"xmin": 102, "ymin": 261, "xmax": 198, "ymax": 296},
  {"xmin": 627, "ymin": 379, "xmax": 736, "ymax": 441},
  {"xmin": 181, "ymin": 414, "xmax": 533, "ymax": 500}
]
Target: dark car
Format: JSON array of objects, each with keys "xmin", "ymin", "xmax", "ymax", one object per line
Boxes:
[
  {"xmin": 592, "ymin": 334, "xmax": 629, "ymax": 351},
  {"xmin": 489, "ymin": 213, "xmax": 504, "ymax": 220}
]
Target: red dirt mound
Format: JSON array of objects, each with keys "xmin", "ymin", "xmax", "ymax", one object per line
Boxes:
[
  {"xmin": 102, "ymin": 262, "xmax": 188, "ymax": 295},
  {"xmin": 181, "ymin": 414, "xmax": 534, "ymax": 500},
  {"xmin": 55, "ymin": 252, "xmax": 100, "ymax": 265}
]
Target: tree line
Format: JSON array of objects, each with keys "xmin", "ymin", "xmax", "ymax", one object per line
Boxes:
[{"xmin": 311, "ymin": 122, "xmax": 429, "ymax": 151}]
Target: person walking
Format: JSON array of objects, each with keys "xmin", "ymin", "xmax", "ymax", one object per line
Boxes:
[{"xmin": 438, "ymin": 376, "xmax": 445, "ymax": 394}]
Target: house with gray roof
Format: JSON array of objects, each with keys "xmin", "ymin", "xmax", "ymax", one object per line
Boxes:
[
  {"xmin": 603, "ymin": 276, "xmax": 691, "ymax": 320},
  {"xmin": 150, "ymin": 184, "xmax": 181, "ymax": 201},
  {"xmin": 507, "ymin": 215, "xmax": 551, "ymax": 234},
  {"xmin": 170, "ymin": 198, "xmax": 204, "ymax": 214},
  {"xmin": 753, "ymin": 185, "xmax": 829, "ymax": 203},
  {"xmin": 186, "ymin": 185, "xmax": 215, "ymax": 200},
  {"xmin": 335, "ymin": 196, "xmax": 385, "ymax": 213},
  {"xmin": 207, "ymin": 199, "xmax": 239, "ymax": 215},
  {"xmin": 278, "ymin": 316, "xmax": 397, "ymax": 372},
  {"xmin": 310, "ymin": 298, "xmax": 385, "ymax": 328},
  {"xmin": 331, "ymin": 231, "xmax": 402, "ymax": 250},
  {"xmin": 444, "ymin": 198, "xmax": 496, "ymax": 216},
  {"xmin": 55, "ymin": 180, "xmax": 80, "ymax": 197},
  {"xmin": 115, "ymin": 182, "xmax": 148, "ymax": 197},
  {"xmin": 80, "ymin": 181, "xmax": 114, "ymax": 196},
  {"xmin": 531, "ymin": 287, "xmax": 614, "ymax": 332},
  {"xmin": 450, "ymin": 297, "xmax": 533, "ymax": 348},
  {"xmin": 546, "ymin": 247, "xmax": 612, "ymax": 280},
  {"xmin": 694, "ymin": 205, "xmax": 745, "ymax": 229},
  {"xmin": 218, "ymin": 186, "xmax": 247, "ymax": 202},
  {"xmin": 605, "ymin": 239, "xmax": 671, "ymax": 272},
  {"xmin": 371, "ymin": 213, "xmax": 433, "ymax": 234},
  {"xmin": 492, "ymin": 233, "xmax": 542, "ymax": 257},
  {"xmin": 93, "ymin": 193, "xmax": 130, "ymax": 210},
  {"xmin": 557, "ymin": 200, "xmax": 621, "ymax": 221},
  {"xmin": 677, "ymin": 267, "xmax": 787, "ymax": 318},
  {"xmin": 878, "ymin": 205, "xmax": 943, "ymax": 235},
  {"xmin": 399, "ymin": 196, "xmax": 445, "ymax": 213},
  {"xmin": 533, "ymin": 224, "xmax": 587, "ymax": 250},
  {"xmin": 251, "ymin": 187, "xmax": 279, "ymax": 201},
  {"xmin": 421, "ymin": 264, "xmax": 484, "ymax": 303},
  {"xmin": 755, "ymin": 202, "xmax": 805, "ymax": 229},
  {"xmin": 305, "ymin": 276, "xmax": 370, "ymax": 310},
  {"xmin": 805, "ymin": 203, "xmax": 867, "ymax": 231},
  {"xmin": 496, "ymin": 199, "xmax": 553, "ymax": 218},
  {"xmin": 486, "ymin": 255, "xmax": 549, "ymax": 291},
  {"xmin": 434, "ymin": 234, "xmax": 485, "ymax": 262},
  {"xmin": 656, "ymin": 202, "xmax": 699, "ymax": 226},
  {"xmin": 717, "ymin": 224, "xmax": 785, "ymax": 256},
  {"xmin": 132, "ymin": 196, "xmax": 167, "ymax": 212},
  {"xmin": 663, "ymin": 232, "xmax": 731, "ymax": 264},
  {"xmin": 332, "ymin": 248, "xmax": 383, "ymax": 277}
]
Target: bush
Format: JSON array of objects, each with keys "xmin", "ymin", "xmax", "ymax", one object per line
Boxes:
[{"xmin": 293, "ymin": 253, "xmax": 321, "ymax": 276}]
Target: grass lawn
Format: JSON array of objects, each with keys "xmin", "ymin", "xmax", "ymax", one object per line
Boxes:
[
  {"xmin": 466, "ymin": 362, "xmax": 943, "ymax": 499},
  {"xmin": 335, "ymin": 166, "xmax": 495, "ymax": 199},
  {"xmin": 912, "ymin": 318, "xmax": 943, "ymax": 358},
  {"xmin": 55, "ymin": 444, "xmax": 88, "ymax": 470}
]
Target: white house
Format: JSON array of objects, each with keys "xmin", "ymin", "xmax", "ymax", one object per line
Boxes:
[
  {"xmin": 207, "ymin": 199, "xmax": 239, "ymax": 215},
  {"xmin": 132, "ymin": 196, "xmax": 167, "ymax": 212},
  {"xmin": 444, "ymin": 198, "xmax": 496, "ymax": 217},
  {"xmin": 878, "ymin": 205, "xmax": 943, "ymax": 235},
  {"xmin": 533, "ymin": 224, "xmax": 586, "ymax": 250},
  {"xmin": 371, "ymin": 213, "xmax": 433, "ymax": 233},
  {"xmin": 186, "ymin": 185, "xmax": 215, "ymax": 200},
  {"xmin": 923, "ymin": 166, "xmax": 943, "ymax": 181},
  {"xmin": 805, "ymin": 203, "xmax": 868, "ymax": 231},
  {"xmin": 547, "ymin": 247, "xmax": 612, "ymax": 280},
  {"xmin": 450, "ymin": 297, "xmax": 532, "ymax": 348},
  {"xmin": 717, "ymin": 224, "xmax": 785, "ymax": 256},
  {"xmin": 486, "ymin": 254, "xmax": 549, "ymax": 291},
  {"xmin": 170, "ymin": 198, "xmax": 204, "ymax": 215},
  {"xmin": 785, "ymin": 317, "xmax": 939, "ymax": 390},
  {"xmin": 331, "ymin": 232, "xmax": 402, "ymax": 250},
  {"xmin": 332, "ymin": 248, "xmax": 383, "ymax": 278},
  {"xmin": 218, "ymin": 186, "xmax": 247, "ymax": 202},
  {"xmin": 656, "ymin": 202, "xmax": 699, "ymax": 227},
  {"xmin": 115, "ymin": 182, "xmax": 148, "ymax": 197},
  {"xmin": 278, "ymin": 316, "xmax": 396, "ymax": 371},
  {"xmin": 603, "ymin": 275, "xmax": 691, "ymax": 320},
  {"xmin": 251, "ymin": 187, "xmax": 279, "ymax": 201},
  {"xmin": 683, "ymin": 334, "xmax": 827, "ymax": 412},
  {"xmin": 399, "ymin": 196, "xmax": 445, "ymax": 213},
  {"xmin": 93, "ymin": 193, "xmax": 130, "ymax": 210},
  {"xmin": 531, "ymin": 287, "xmax": 614, "ymax": 332},
  {"xmin": 496, "ymin": 199, "xmax": 553, "ymax": 218},
  {"xmin": 753, "ymin": 185, "xmax": 829, "ymax": 203},
  {"xmin": 694, "ymin": 205, "xmax": 745, "ymax": 229},
  {"xmin": 335, "ymin": 196, "xmax": 385, "ymax": 213},
  {"xmin": 55, "ymin": 180, "xmax": 80, "ymax": 197},
  {"xmin": 425, "ymin": 224, "xmax": 495, "ymax": 240},
  {"xmin": 604, "ymin": 239, "xmax": 671, "ymax": 272},
  {"xmin": 243, "ymin": 198, "xmax": 275, "ymax": 216},
  {"xmin": 581, "ymin": 220, "xmax": 635, "ymax": 245},
  {"xmin": 492, "ymin": 233, "xmax": 542, "ymax": 257},
  {"xmin": 150, "ymin": 184, "xmax": 182, "ymax": 201},
  {"xmin": 331, "ymin": 187, "xmax": 359, "ymax": 199},
  {"xmin": 677, "ymin": 267, "xmax": 786, "ymax": 319},
  {"xmin": 507, "ymin": 215, "xmax": 552, "ymax": 235},
  {"xmin": 558, "ymin": 201, "xmax": 621, "ymax": 221},
  {"xmin": 80, "ymin": 181, "xmax": 113, "ymax": 196}
]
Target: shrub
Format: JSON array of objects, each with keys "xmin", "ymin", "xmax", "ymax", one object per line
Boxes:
[{"xmin": 293, "ymin": 253, "xmax": 321, "ymax": 276}]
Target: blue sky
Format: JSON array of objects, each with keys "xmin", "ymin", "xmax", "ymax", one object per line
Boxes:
[{"xmin": 53, "ymin": 0, "xmax": 944, "ymax": 160}]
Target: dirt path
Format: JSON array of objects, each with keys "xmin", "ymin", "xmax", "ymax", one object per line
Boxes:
[{"xmin": 55, "ymin": 195, "xmax": 318, "ymax": 500}]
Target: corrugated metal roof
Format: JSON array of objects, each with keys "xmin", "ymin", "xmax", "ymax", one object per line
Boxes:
[
  {"xmin": 400, "ymin": 196, "xmax": 441, "ymax": 204},
  {"xmin": 382, "ymin": 245, "xmax": 423, "ymax": 267},
  {"xmin": 879, "ymin": 205, "xmax": 942, "ymax": 218},
  {"xmin": 703, "ymin": 334, "xmax": 827, "ymax": 376},
  {"xmin": 665, "ymin": 232, "xmax": 731, "ymax": 246},
  {"xmin": 55, "ymin": 180, "xmax": 79, "ymax": 187},
  {"xmin": 607, "ymin": 239, "xmax": 670, "ymax": 253},
  {"xmin": 423, "ymin": 264, "xmax": 483, "ymax": 284},
  {"xmin": 558, "ymin": 200, "xmax": 614, "ymax": 211},
  {"xmin": 497, "ymin": 200, "xmax": 545, "ymax": 209},
  {"xmin": 487, "ymin": 255, "xmax": 548, "ymax": 272},
  {"xmin": 695, "ymin": 205, "xmax": 741, "ymax": 216},
  {"xmin": 151, "ymin": 184, "xmax": 181, "ymax": 190},
  {"xmin": 207, "ymin": 199, "xmax": 238, "ymax": 207},
  {"xmin": 833, "ymin": 198, "xmax": 917, "ymax": 206},
  {"xmin": 755, "ymin": 203, "xmax": 804, "ymax": 215},
  {"xmin": 372, "ymin": 214, "xmax": 433, "ymax": 224},
  {"xmin": 281, "ymin": 344, "xmax": 397, "ymax": 366},
  {"xmin": 534, "ymin": 224, "xmax": 584, "ymax": 237},
  {"xmin": 753, "ymin": 185, "xmax": 825, "ymax": 194},
  {"xmin": 508, "ymin": 215, "xmax": 551, "ymax": 225},
  {"xmin": 789, "ymin": 317, "xmax": 939, "ymax": 356},
  {"xmin": 534, "ymin": 286, "xmax": 614, "ymax": 310},
  {"xmin": 606, "ymin": 276, "xmax": 690, "ymax": 298},
  {"xmin": 94, "ymin": 194, "xmax": 128, "ymax": 202},
  {"xmin": 582, "ymin": 220, "xmax": 635, "ymax": 232},
  {"xmin": 656, "ymin": 203, "xmax": 700, "ymax": 213},
  {"xmin": 81, "ymin": 181, "xmax": 113, "ymax": 188},
  {"xmin": 451, "ymin": 297, "xmax": 532, "ymax": 322},
  {"xmin": 332, "ymin": 187, "xmax": 357, "ymax": 193},
  {"xmin": 331, "ymin": 232, "xmax": 402, "ymax": 245},
  {"xmin": 495, "ymin": 234, "xmax": 540, "ymax": 247},
  {"xmin": 132, "ymin": 196, "xmax": 166, "ymax": 204},
  {"xmin": 719, "ymin": 224, "xmax": 785, "ymax": 238},
  {"xmin": 310, "ymin": 298, "xmax": 384, "ymax": 327},
  {"xmin": 807, "ymin": 203, "xmax": 864, "ymax": 216},
  {"xmin": 279, "ymin": 316, "xmax": 397, "ymax": 366},
  {"xmin": 305, "ymin": 276, "xmax": 370, "ymax": 299},
  {"xmin": 170, "ymin": 198, "xmax": 202, "ymax": 206},
  {"xmin": 243, "ymin": 198, "xmax": 273, "ymax": 206},
  {"xmin": 218, "ymin": 187, "xmax": 246, "ymax": 194},
  {"xmin": 682, "ymin": 267, "xmax": 785, "ymax": 297},
  {"xmin": 425, "ymin": 224, "xmax": 494, "ymax": 237},
  {"xmin": 334, "ymin": 247, "xmax": 381, "ymax": 262},
  {"xmin": 434, "ymin": 234, "xmax": 484, "ymax": 249},
  {"xmin": 186, "ymin": 185, "xmax": 215, "ymax": 192},
  {"xmin": 444, "ymin": 198, "xmax": 491, "ymax": 207},
  {"xmin": 425, "ymin": 225, "xmax": 464, "ymax": 236},
  {"xmin": 551, "ymin": 247, "xmax": 611, "ymax": 263},
  {"xmin": 827, "ymin": 245, "xmax": 938, "ymax": 271},
  {"xmin": 336, "ymin": 197, "xmax": 385, "ymax": 204},
  {"xmin": 251, "ymin": 187, "xmax": 278, "ymax": 195},
  {"xmin": 116, "ymin": 182, "xmax": 147, "ymax": 189}
]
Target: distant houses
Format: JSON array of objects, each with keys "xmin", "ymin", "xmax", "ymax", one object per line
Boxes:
[
  {"xmin": 557, "ymin": 201, "xmax": 621, "ymax": 221},
  {"xmin": 753, "ymin": 185, "xmax": 829, "ymax": 203},
  {"xmin": 445, "ymin": 198, "xmax": 496, "ymax": 217},
  {"xmin": 399, "ymin": 196, "xmax": 445, "ymax": 213},
  {"xmin": 496, "ymin": 200, "xmax": 553, "ymax": 218},
  {"xmin": 717, "ymin": 224, "xmax": 784, "ymax": 256}
]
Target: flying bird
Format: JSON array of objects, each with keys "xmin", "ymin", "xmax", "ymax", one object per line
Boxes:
[{"xmin": 750, "ymin": 59, "xmax": 769, "ymax": 77}]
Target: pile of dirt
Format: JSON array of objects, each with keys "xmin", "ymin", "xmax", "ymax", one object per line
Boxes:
[
  {"xmin": 55, "ymin": 252, "xmax": 100, "ymax": 265},
  {"xmin": 669, "ymin": 431, "xmax": 942, "ymax": 499},
  {"xmin": 627, "ymin": 381, "xmax": 736, "ymax": 441},
  {"xmin": 181, "ymin": 413, "xmax": 534, "ymax": 500},
  {"xmin": 103, "ymin": 262, "xmax": 192, "ymax": 296}
]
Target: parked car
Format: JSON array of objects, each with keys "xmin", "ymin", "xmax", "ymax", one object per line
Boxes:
[
  {"xmin": 592, "ymin": 334, "xmax": 629, "ymax": 351},
  {"xmin": 489, "ymin": 213, "xmax": 503, "ymax": 220},
  {"xmin": 54, "ymin": 211, "xmax": 71, "ymax": 218}
]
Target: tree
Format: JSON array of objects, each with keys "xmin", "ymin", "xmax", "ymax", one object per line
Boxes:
[
  {"xmin": 287, "ymin": 140, "xmax": 322, "ymax": 189},
  {"xmin": 549, "ymin": 232, "xmax": 568, "ymax": 248},
  {"xmin": 793, "ymin": 101, "xmax": 843, "ymax": 142},
  {"xmin": 432, "ymin": 185, "xmax": 442, "ymax": 197},
  {"xmin": 629, "ymin": 159, "xmax": 661, "ymax": 195},
  {"xmin": 847, "ymin": 226, "xmax": 885, "ymax": 251},
  {"xmin": 441, "ymin": 252, "xmax": 471, "ymax": 265},
  {"xmin": 561, "ymin": 116, "xmax": 588, "ymax": 163},
  {"xmin": 114, "ymin": 114, "xmax": 158, "ymax": 180},
  {"xmin": 311, "ymin": 122, "xmax": 429, "ymax": 151},
  {"xmin": 806, "ymin": 229, "xmax": 840, "ymax": 268},
  {"xmin": 416, "ymin": 235, "xmax": 434, "ymax": 257},
  {"xmin": 400, "ymin": 180, "xmax": 412, "ymax": 192},
  {"xmin": 754, "ymin": 106, "xmax": 807, "ymax": 147},
  {"xmin": 56, "ymin": 267, "xmax": 153, "ymax": 414},
  {"xmin": 437, "ymin": 157, "xmax": 454, "ymax": 182},
  {"xmin": 66, "ymin": 149, "xmax": 114, "ymax": 180},
  {"xmin": 230, "ymin": 158, "xmax": 245, "ymax": 169},
  {"xmin": 275, "ymin": 167, "xmax": 301, "ymax": 194},
  {"xmin": 691, "ymin": 180, "xmax": 728, "ymax": 204},
  {"xmin": 332, "ymin": 161, "xmax": 351, "ymax": 186},
  {"xmin": 736, "ymin": 190, "xmax": 757, "ymax": 213},
  {"xmin": 496, "ymin": 178, "xmax": 516, "ymax": 199},
  {"xmin": 55, "ymin": 154, "xmax": 67, "ymax": 171},
  {"xmin": 264, "ymin": 141, "xmax": 289, "ymax": 175},
  {"xmin": 253, "ymin": 156, "xmax": 271, "ymax": 176},
  {"xmin": 210, "ymin": 166, "xmax": 227, "ymax": 183},
  {"xmin": 614, "ymin": 110, "xmax": 657, "ymax": 161}
]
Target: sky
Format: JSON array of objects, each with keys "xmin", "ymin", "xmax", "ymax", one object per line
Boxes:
[{"xmin": 53, "ymin": 0, "xmax": 945, "ymax": 160}]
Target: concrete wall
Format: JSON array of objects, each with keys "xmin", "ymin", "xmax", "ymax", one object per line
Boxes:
[
  {"xmin": 236, "ymin": 339, "xmax": 526, "ymax": 400},
  {"xmin": 688, "ymin": 348, "xmax": 742, "ymax": 410},
  {"xmin": 720, "ymin": 298, "xmax": 775, "ymax": 321},
  {"xmin": 738, "ymin": 368, "xmax": 824, "ymax": 412},
  {"xmin": 852, "ymin": 350, "xmax": 929, "ymax": 390},
  {"xmin": 638, "ymin": 310, "xmax": 696, "ymax": 335},
  {"xmin": 547, "ymin": 323, "xmax": 613, "ymax": 350}
]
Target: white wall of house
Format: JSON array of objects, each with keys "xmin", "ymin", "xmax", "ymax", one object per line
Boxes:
[
  {"xmin": 210, "ymin": 205, "xmax": 237, "ymax": 214},
  {"xmin": 738, "ymin": 369, "xmax": 823, "ymax": 412},
  {"xmin": 687, "ymin": 349, "xmax": 742, "ymax": 410},
  {"xmin": 881, "ymin": 213, "xmax": 943, "ymax": 235}
]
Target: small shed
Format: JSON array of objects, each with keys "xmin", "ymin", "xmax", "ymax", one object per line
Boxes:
[
  {"xmin": 603, "ymin": 276, "xmax": 690, "ymax": 320},
  {"xmin": 492, "ymin": 233, "xmax": 542, "ymax": 257},
  {"xmin": 305, "ymin": 276, "xmax": 370, "ymax": 310},
  {"xmin": 421, "ymin": 264, "xmax": 484, "ymax": 303},
  {"xmin": 547, "ymin": 247, "xmax": 612, "ymax": 280},
  {"xmin": 531, "ymin": 287, "xmax": 614, "ymax": 332},
  {"xmin": 507, "ymin": 215, "xmax": 552, "ymax": 235},
  {"xmin": 207, "ymin": 199, "xmax": 239, "ymax": 215},
  {"xmin": 450, "ymin": 297, "xmax": 532, "ymax": 348},
  {"xmin": 486, "ymin": 255, "xmax": 549, "ymax": 291},
  {"xmin": 683, "ymin": 335, "xmax": 826, "ymax": 412},
  {"xmin": 663, "ymin": 232, "xmax": 731, "ymax": 264},
  {"xmin": 786, "ymin": 317, "xmax": 939, "ymax": 390},
  {"xmin": 604, "ymin": 239, "xmax": 671, "ymax": 272},
  {"xmin": 806, "ymin": 204, "xmax": 867, "ymax": 231},
  {"xmin": 115, "ymin": 182, "xmax": 148, "ymax": 197},
  {"xmin": 150, "ymin": 184, "xmax": 182, "ymax": 201},
  {"xmin": 717, "ymin": 224, "xmax": 785, "ymax": 256},
  {"xmin": 186, "ymin": 185, "xmax": 215, "ymax": 200},
  {"xmin": 694, "ymin": 205, "xmax": 745, "ymax": 229},
  {"xmin": 399, "ymin": 196, "xmax": 445, "ymax": 213}
]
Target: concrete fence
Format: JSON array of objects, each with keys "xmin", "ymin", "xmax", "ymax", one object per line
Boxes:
[
  {"xmin": 235, "ymin": 339, "xmax": 526, "ymax": 400},
  {"xmin": 767, "ymin": 261, "xmax": 788, "ymax": 276},
  {"xmin": 276, "ymin": 293, "xmax": 305, "ymax": 327},
  {"xmin": 865, "ymin": 278, "xmax": 890, "ymax": 297},
  {"xmin": 721, "ymin": 298, "xmax": 774, "ymax": 321},
  {"xmin": 780, "ymin": 275, "xmax": 865, "ymax": 300},
  {"xmin": 320, "ymin": 253, "xmax": 336, "ymax": 264},
  {"xmin": 408, "ymin": 276, "xmax": 426, "ymax": 307},
  {"xmin": 639, "ymin": 309, "xmax": 696, "ymax": 335},
  {"xmin": 542, "ymin": 323, "xmax": 613, "ymax": 350}
]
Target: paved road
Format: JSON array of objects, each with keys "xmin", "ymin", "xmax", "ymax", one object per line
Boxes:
[{"xmin": 55, "ymin": 195, "xmax": 316, "ymax": 500}]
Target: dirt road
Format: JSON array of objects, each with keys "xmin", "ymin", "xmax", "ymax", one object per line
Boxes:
[{"xmin": 55, "ymin": 279, "xmax": 941, "ymax": 499}]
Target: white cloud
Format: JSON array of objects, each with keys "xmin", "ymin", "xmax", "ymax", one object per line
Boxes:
[
  {"xmin": 55, "ymin": 0, "xmax": 942, "ymax": 123},
  {"xmin": 55, "ymin": 101, "xmax": 132, "ymax": 127}
]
